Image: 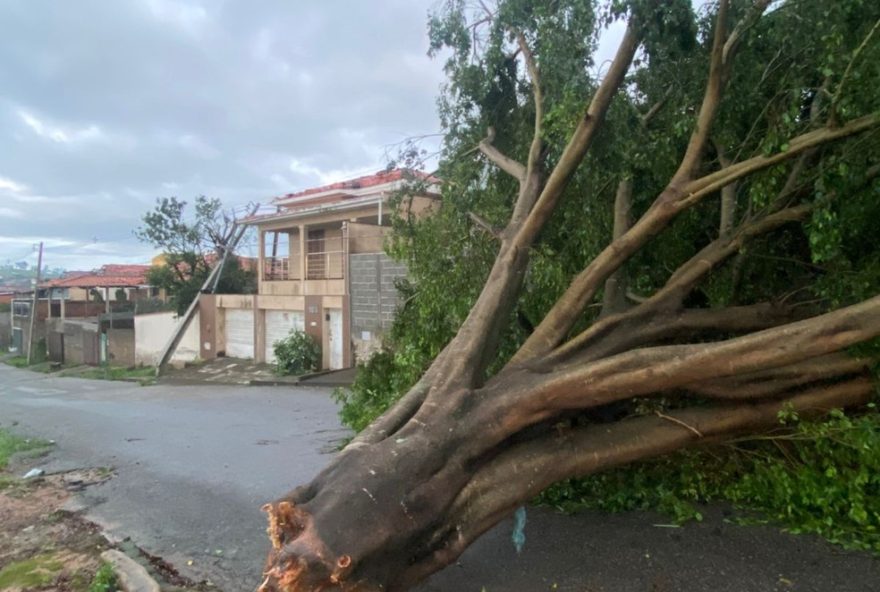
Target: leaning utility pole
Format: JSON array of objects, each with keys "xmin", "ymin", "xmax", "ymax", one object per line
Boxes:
[
  {"xmin": 26, "ymin": 241, "xmax": 44, "ymax": 365},
  {"xmin": 155, "ymin": 204, "xmax": 257, "ymax": 374}
]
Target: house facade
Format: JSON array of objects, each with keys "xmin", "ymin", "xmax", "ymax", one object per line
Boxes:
[
  {"xmin": 8, "ymin": 264, "xmax": 163, "ymax": 363},
  {"xmin": 198, "ymin": 169, "xmax": 438, "ymax": 369}
]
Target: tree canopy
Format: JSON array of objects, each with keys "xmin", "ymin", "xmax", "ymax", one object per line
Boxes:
[
  {"xmin": 341, "ymin": 0, "xmax": 880, "ymax": 427},
  {"xmin": 262, "ymin": 1, "xmax": 880, "ymax": 590},
  {"xmin": 135, "ymin": 196, "xmax": 255, "ymax": 314}
]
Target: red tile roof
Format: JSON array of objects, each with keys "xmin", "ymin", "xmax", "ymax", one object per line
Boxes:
[
  {"xmin": 41, "ymin": 264, "xmax": 151, "ymax": 289},
  {"xmin": 272, "ymin": 168, "xmax": 437, "ymax": 204}
]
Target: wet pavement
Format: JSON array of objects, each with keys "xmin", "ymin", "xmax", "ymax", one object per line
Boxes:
[
  {"xmin": 1, "ymin": 363, "xmax": 877, "ymax": 592},
  {"xmin": 159, "ymin": 357, "xmax": 356, "ymax": 388}
]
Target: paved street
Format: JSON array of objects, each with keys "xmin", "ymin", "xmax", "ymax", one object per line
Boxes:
[{"xmin": 1, "ymin": 363, "xmax": 878, "ymax": 592}]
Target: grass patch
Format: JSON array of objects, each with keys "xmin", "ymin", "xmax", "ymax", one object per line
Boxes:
[
  {"xmin": 66, "ymin": 365, "xmax": 157, "ymax": 386},
  {"xmin": 4, "ymin": 355, "xmax": 30, "ymax": 368},
  {"xmin": 0, "ymin": 553, "xmax": 64, "ymax": 589},
  {"xmin": 87, "ymin": 562, "xmax": 118, "ymax": 592},
  {"xmin": 0, "ymin": 474, "xmax": 20, "ymax": 490},
  {"xmin": 0, "ymin": 428, "xmax": 52, "ymax": 470}
]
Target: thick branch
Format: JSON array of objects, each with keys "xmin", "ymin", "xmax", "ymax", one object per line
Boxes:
[
  {"xmin": 600, "ymin": 177, "xmax": 633, "ymax": 316},
  {"xmin": 682, "ymin": 113, "xmax": 880, "ymax": 207},
  {"xmin": 422, "ymin": 377, "xmax": 872, "ymax": 589},
  {"xmin": 347, "ymin": 379, "xmax": 432, "ymax": 447},
  {"xmin": 829, "ymin": 18, "xmax": 880, "ymax": 127},
  {"xmin": 676, "ymin": 0, "xmax": 730, "ymax": 180},
  {"xmin": 513, "ymin": 21, "xmax": 641, "ymax": 246},
  {"xmin": 468, "ymin": 211, "xmax": 501, "ymax": 239},
  {"xmin": 658, "ymin": 204, "xmax": 812, "ymax": 300},
  {"xmin": 523, "ymin": 293, "xmax": 880, "ymax": 415},
  {"xmin": 423, "ymin": 19, "xmax": 643, "ymax": 388},
  {"xmin": 722, "ymin": 0, "xmax": 773, "ymax": 65},
  {"xmin": 594, "ymin": 303, "xmax": 801, "ymax": 368},
  {"xmin": 713, "ymin": 140, "xmax": 737, "ymax": 236},
  {"xmin": 515, "ymin": 31, "xmax": 544, "ymax": 174},
  {"xmin": 686, "ymin": 353, "xmax": 872, "ymax": 400},
  {"xmin": 478, "ymin": 132, "xmax": 526, "ymax": 180},
  {"xmin": 515, "ymin": 113, "xmax": 879, "ymax": 363}
]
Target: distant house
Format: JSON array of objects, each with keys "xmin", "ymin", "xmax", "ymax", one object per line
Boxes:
[
  {"xmin": 39, "ymin": 264, "xmax": 161, "ymax": 314},
  {"xmin": 197, "ymin": 169, "xmax": 439, "ymax": 369},
  {"xmin": 8, "ymin": 264, "xmax": 165, "ymax": 363}
]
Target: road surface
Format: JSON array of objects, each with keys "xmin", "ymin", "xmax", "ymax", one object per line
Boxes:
[{"xmin": 1, "ymin": 364, "xmax": 877, "ymax": 591}]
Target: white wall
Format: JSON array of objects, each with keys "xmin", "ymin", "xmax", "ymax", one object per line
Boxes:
[{"xmin": 134, "ymin": 310, "xmax": 200, "ymax": 366}]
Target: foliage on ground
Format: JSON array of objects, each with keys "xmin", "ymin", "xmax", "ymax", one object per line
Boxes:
[
  {"xmin": 538, "ymin": 404, "xmax": 880, "ymax": 553},
  {"xmin": 87, "ymin": 562, "xmax": 119, "ymax": 592},
  {"xmin": 0, "ymin": 428, "xmax": 52, "ymax": 470},
  {"xmin": 273, "ymin": 330, "xmax": 321, "ymax": 376}
]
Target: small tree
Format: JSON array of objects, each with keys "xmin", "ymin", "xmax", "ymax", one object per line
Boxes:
[
  {"xmin": 135, "ymin": 196, "xmax": 255, "ymax": 314},
  {"xmin": 273, "ymin": 330, "xmax": 321, "ymax": 376}
]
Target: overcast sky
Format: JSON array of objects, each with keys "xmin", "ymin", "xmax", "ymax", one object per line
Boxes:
[
  {"xmin": 0, "ymin": 0, "xmax": 454, "ymax": 270},
  {"xmin": 0, "ymin": 0, "xmax": 629, "ymax": 272}
]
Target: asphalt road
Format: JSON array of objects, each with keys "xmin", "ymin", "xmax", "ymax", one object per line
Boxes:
[{"xmin": 1, "ymin": 364, "xmax": 878, "ymax": 592}]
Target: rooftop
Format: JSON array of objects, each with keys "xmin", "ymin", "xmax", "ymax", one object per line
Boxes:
[
  {"xmin": 41, "ymin": 264, "xmax": 151, "ymax": 289},
  {"xmin": 246, "ymin": 168, "xmax": 439, "ymax": 226}
]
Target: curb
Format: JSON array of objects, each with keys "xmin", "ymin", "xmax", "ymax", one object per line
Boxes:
[{"xmin": 100, "ymin": 550, "xmax": 161, "ymax": 592}]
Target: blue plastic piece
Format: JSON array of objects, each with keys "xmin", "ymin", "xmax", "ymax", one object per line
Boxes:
[{"xmin": 511, "ymin": 506, "xmax": 527, "ymax": 553}]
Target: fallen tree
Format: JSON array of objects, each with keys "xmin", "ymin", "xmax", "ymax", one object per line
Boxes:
[{"xmin": 260, "ymin": 1, "xmax": 880, "ymax": 590}]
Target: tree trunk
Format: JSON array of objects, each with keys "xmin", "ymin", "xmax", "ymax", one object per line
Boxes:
[{"xmin": 258, "ymin": 4, "xmax": 880, "ymax": 590}]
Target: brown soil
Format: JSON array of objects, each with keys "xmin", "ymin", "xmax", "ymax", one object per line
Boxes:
[
  {"xmin": 0, "ymin": 469, "xmax": 112, "ymax": 592},
  {"xmin": 1, "ymin": 466, "xmax": 214, "ymax": 592}
]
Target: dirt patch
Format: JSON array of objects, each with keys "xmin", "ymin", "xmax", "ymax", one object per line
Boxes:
[
  {"xmin": 0, "ymin": 474, "xmax": 108, "ymax": 592},
  {"xmin": 0, "ymin": 466, "xmax": 216, "ymax": 592}
]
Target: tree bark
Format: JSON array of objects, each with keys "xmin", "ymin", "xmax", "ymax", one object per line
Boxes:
[{"xmin": 257, "ymin": 5, "xmax": 880, "ymax": 590}]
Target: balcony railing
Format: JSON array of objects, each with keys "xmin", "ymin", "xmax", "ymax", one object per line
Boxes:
[
  {"xmin": 263, "ymin": 252, "xmax": 345, "ymax": 281},
  {"xmin": 306, "ymin": 235, "xmax": 345, "ymax": 280},
  {"xmin": 306, "ymin": 251, "xmax": 344, "ymax": 279},
  {"xmin": 264, "ymin": 257, "xmax": 295, "ymax": 281},
  {"xmin": 262, "ymin": 232, "xmax": 347, "ymax": 281}
]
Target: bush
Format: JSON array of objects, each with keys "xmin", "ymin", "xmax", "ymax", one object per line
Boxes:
[
  {"xmin": 333, "ymin": 343, "xmax": 432, "ymax": 432},
  {"xmin": 537, "ymin": 405, "xmax": 880, "ymax": 553},
  {"xmin": 88, "ymin": 562, "xmax": 118, "ymax": 592},
  {"xmin": 273, "ymin": 330, "xmax": 320, "ymax": 376}
]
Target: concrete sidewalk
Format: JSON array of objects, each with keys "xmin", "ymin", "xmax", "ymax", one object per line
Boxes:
[{"xmin": 159, "ymin": 358, "xmax": 357, "ymax": 388}]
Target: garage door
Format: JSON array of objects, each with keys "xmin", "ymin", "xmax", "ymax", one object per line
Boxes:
[
  {"xmin": 265, "ymin": 310, "xmax": 305, "ymax": 363},
  {"xmin": 225, "ymin": 308, "xmax": 254, "ymax": 359}
]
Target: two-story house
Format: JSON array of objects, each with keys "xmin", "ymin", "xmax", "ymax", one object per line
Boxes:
[{"xmin": 197, "ymin": 169, "xmax": 438, "ymax": 370}]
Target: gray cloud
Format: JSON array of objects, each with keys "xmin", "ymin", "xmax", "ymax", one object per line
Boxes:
[{"xmin": 0, "ymin": 0, "xmax": 445, "ymax": 269}]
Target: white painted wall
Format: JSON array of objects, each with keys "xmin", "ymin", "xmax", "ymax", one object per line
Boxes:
[
  {"xmin": 134, "ymin": 310, "xmax": 200, "ymax": 366},
  {"xmin": 225, "ymin": 308, "xmax": 255, "ymax": 359}
]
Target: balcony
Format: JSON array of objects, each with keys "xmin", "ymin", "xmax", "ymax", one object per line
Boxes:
[
  {"xmin": 264, "ymin": 256, "xmax": 294, "ymax": 281},
  {"xmin": 260, "ymin": 232, "xmax": 347, "ymax": 297}
]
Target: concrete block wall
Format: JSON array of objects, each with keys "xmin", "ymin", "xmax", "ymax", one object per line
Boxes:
[
  {"xmin": 0, "ymin": 315, "xmax": 11, "ymax": 350},
  {"xmin": 107, "ymin": 328, "xmax": 135, "ymax": 366},
  {"xmin": 349, "ymin": 253, "xmax": 408, "ymax": 362}
]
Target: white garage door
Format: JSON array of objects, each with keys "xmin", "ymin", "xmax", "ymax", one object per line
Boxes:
[
  {"xmin": 265, "ymin": 310, "xmax": 305, "ymax": 363},
  {"xmin": 225, "ymin": 308, "xmax": 254, "ymax": 359}
]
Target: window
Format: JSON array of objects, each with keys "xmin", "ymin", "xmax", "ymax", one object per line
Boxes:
[{"xmin": 12, "ymin": 301, "xmax": 31, "ymax": 317}]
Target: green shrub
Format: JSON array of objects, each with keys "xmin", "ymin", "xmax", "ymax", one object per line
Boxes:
[
  {"xmin": 333, "ymin": 345, "xmax": 428, "ymax": 432},
  {"xmin": 88, "ymin": 562, "xmax": 118, "ymax": 592},
  {"xmin": 538, "ymin": 404, "xmax": 880, "ymax": 553},
  {"xmin": 273, "ymin": 330, "xmax": 321, "ymax": 376}
]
